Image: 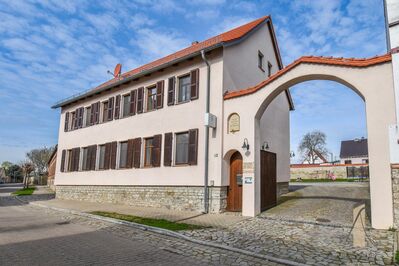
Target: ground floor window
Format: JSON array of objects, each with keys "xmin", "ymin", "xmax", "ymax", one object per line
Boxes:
[
  {"xmin": 98, "ymin": 145, "xmax": 106, "ymax": 170},
  {"xmin": 119, "ymin": 141, "xmax": 128, "ymax": 168},
  {"xmin": 175, "ymin": 132, "xmax": 189, "ymax": 164},
  {"xmin": 144, "ymin": 138, "xmax": 154, "ymax": 167}
]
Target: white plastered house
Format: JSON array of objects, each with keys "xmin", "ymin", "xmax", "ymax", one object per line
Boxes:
[{"xmin": 52, "ymin": 16, "xmax": 293, "ymax": 214}]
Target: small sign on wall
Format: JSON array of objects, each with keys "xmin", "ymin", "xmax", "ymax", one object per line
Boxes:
[
  {"xmin": 244, "ymin": 176, "xmax": 253, "ymax": 184},
  {"xmin": 228, "ymin": 113, "xmax": 240, "ymax": 133}
]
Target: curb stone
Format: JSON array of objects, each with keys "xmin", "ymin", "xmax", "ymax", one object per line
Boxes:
[{"xmin": 15, "ymin": 196, "xmax": 306, "ymax": 266}]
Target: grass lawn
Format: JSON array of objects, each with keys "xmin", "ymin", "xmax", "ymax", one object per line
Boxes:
[
  {"xmin": 290, "ymin": 178, "xmax": 369, "ymax": 183},
  {"xmin": 90, "ymin": 211, "xmax": 206, "ymax": 231},
  {"xmin": 12, "ymin": 187, "xmax": 36, "ymax": 196}
]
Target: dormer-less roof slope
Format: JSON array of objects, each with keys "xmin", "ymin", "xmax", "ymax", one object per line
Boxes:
[
  {"xmin": 340, "ymin": 139, "xmax": 368, "ymax": 159},
  {"xmin": 53, "ymin": 15, "xmax": 281, "ymax": 109}
]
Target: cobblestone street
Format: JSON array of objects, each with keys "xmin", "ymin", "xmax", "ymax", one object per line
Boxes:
[{"xmin": 0, "ymin": 185, "xmax": 281, "ymax": 266}]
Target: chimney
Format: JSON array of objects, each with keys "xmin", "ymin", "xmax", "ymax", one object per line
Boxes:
[{"xmin": 192, "ymin": 41, "xmax": 199, "ymax": 45}]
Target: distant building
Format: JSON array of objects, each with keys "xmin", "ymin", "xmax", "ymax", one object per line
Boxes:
[
  {"xmin": 47, "ymin": 145, "xmax": 57, "ymax": 190},
  {"xmin": 0, "ymin": 168, "xmax": 10, "ymax": 183},
  {"xmin": 339, "ymin": 138, "xmax": 368, "ymax": 164}
]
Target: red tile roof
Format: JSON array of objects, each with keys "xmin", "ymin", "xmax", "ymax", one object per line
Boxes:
[
  {"xmin": 224, "ymin": 54, "xmax": 392, "ymax": 100},
  {"xmin": 93, "ymin": 16, "xmax": 271, "ymax": 92}
]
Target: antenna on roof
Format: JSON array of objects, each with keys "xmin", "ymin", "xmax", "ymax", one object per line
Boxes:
[{"xmin": 107, "ymin": 63, "xmax": 122, "ymax": 79}]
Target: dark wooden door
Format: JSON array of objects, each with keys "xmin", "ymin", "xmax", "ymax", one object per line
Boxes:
[
  {"xmin": 260, "ymin": 151, "xmax": 277, "ymax": 211},
  {"xmin": 227, "ymin": 151, "xmax": 243, "ymax": 211}
]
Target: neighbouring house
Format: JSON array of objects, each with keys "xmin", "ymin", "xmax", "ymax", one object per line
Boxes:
[
  {"xmin": 47, "ymin": 145, "xmax": 57, "ymax": 190},
  {"xmin": 340, "ymin": 138, "xmax": 368, "ymax": 164},
  {"xmin": 52, "ymin": 16, "xmax": 293, "ymax": 214},
  {"xmin": 301, "ymin": 150, "xmax": 328, "ymax": 164}
]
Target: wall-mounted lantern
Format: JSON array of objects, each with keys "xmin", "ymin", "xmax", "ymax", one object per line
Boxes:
[
  {"xmin": 242, "ymin": 138, "xmax": 250, "ymax": 151},
  {"xmin": 261, "ymin": 141, "xmax": 269, "ymax": 150},
  {"xmin": 290, "ymin": 151, "xmax": 295, "ymax": 158}
]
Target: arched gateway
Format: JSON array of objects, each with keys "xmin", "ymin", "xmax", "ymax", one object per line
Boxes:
[{"xmin": 223, "ymin": 54, "xmax": 395, "ymax": 229}]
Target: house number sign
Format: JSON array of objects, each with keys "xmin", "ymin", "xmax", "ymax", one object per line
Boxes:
[{"xmin": 228, "ymin": 113, "xmax": 240, "ymax": 133}]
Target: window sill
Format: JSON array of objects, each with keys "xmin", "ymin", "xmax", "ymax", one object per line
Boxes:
[{"xmin": 176, "ymin": 100, "xmax": 190, "ymax": 105}]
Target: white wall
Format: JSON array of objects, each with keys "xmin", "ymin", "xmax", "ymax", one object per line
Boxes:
[
  {"xmin": 259, "ymin": 92, "xmax": 290, "ymax": 183},
  {"xmin": 223, "ymin": 21, "xmax": 281, "ymax": 92},
  {"xmin": 55, "ymin": 51, "xmax": 224, "ymax": 187}
]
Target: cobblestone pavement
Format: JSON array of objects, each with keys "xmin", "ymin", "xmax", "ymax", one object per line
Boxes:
[
  {"xmin": 0, "ymin": 185, "xmax": 281, "ymax": 266},
  {"xmin": 183, "ymin": 217, "xmax": 394, "ymax": 265},
  {"xmin": 266, "ymin": 183, "xmax": 371, "ymax": 226}
]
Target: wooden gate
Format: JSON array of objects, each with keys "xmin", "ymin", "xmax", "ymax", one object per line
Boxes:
[
  {"xmin": 227, "ymin": 151, "xmax": 243, "ymax": 211},
  {"xmin": 260, "ymin": 151, "xmax": 277, "ymax": 211}
]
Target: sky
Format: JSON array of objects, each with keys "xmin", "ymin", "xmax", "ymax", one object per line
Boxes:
[{"xmin": 0, "ymin": 0, "xmax": 388, "ymax": 163}]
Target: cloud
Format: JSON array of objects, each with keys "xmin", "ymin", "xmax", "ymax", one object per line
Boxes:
[{"xmin": 131, "ymin": 28, "xmax": 189, "ymax": 59}]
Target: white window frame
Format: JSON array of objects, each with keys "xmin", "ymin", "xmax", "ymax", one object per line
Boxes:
[
  {"xmin": 176, "ymin": 73, "xmax": 191, "ymax": 104},
  {"xmin": 173, "ymin": 130, "xmax": 189, "ymax": 166}
]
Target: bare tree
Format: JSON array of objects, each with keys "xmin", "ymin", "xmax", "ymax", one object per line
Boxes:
[
  {"xmin": 298, "ymin": 131, "xmax": 329, "ymax": 164},
  {"xmin": 20, "ymin": 161, "xmax": 34, "ymax": 188},
  {"xmin": 26, "ymin": 146, "xmax": 55, "ymax": 184}
]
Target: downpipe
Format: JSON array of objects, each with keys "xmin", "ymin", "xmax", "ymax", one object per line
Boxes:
[{"xmin": 201, "ymin": 50, "xmax": 211, "ymax": 214}]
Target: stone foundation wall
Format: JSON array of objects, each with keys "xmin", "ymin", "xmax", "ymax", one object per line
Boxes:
[
  {"xmin": 277, "ymin": 182, "xmax": 289, "ymax": 197},
  {"xmin": 56, "ymin": 185, "xmax": 227, "ymax": 213},
  {"xmin": 391, "ymin": 167, "xmax": 399, "ymax": 227}
]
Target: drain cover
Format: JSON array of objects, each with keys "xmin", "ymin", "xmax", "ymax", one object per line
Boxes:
[
  {"xmin": 56, "ymin": 221, "xmax": 70, "ymax": 225},
  {"xmin": 316, "ymin": 218, "xmax": 331, "ymax": 223}
]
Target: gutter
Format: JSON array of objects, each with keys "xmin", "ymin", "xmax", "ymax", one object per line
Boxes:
[
  {"xmin": 201, "ymin": 50, "xmax": 210, "ymax": 214},
  {"xmin": 52, "ymin": 44, "xmax": 222, "ymax": 109}
]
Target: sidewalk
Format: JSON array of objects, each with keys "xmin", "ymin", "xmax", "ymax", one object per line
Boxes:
[{"xmin": 29, "ymin": 186, "xmax": 248, "ymax": 228}]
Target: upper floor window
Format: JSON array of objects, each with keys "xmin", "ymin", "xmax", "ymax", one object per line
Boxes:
[
  {"xmin": 344, "ymin": 160, "xmax": 352, "ymax": 164},
  {"xmin": 71, "ymin": 111, "xmax": 76, "ymax": 130},
  {"xmin": 119, "ymin": 141, "xmax": 128, "ymax": 168},
  {"xmin": 82, "ymin": 147, "xmax": 89, "ymax": 171},
  {"xmin": 175, "ymin": 132, "xmax": 189, "ymax": 164},
  {"xmin": 178, "ymin": 75, "xmax": 191, "ymax": 103},
  {"xmin": 102, "ymin": 101, "xmax": 108, "ymax": 122},
  {"xmin": 147, "ymin": 86, "xmax": 157, "ymax": 112},
  {"xmin": 258, "ymin": 50, "xmax": 264, "ymax": 72},
  {"xmin": 144, "ymin": 137, "xmax": 154, "ymax": 167},
  {"xmin": 122, "ymin": 94, "xmax": 131, "ymax": 118}
]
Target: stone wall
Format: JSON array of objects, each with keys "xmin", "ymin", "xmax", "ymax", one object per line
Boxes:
[
  {"xmin": 290, "ymin": 164, "xmax": 369, "ymax": 180},
  {"xmin": 391, "ymin": 167, "xmax": 399, "ymax": 228},
  {"xmin": 277, "ymin": 182, "xmax": 289, "ymax": 197},
  {"xmin": 56, "ymin": 185, "xmax": 227, "ymax": 213}
]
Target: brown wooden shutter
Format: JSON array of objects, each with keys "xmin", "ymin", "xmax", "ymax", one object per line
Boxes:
[
  {"xmin": 89, "ymin": 145, "xmax": 97, "ymax": 171},
  {"xmin": 167, "ymin": 77, "xmax": 175, "ymax": 106},
  {"xmin": 108, "ymin": 97, "xmax": 114, "ymax": 121},
  {"xmin": 156, "ymin": 81, "xmax": 164, "ymax": 109},
  {"xmin": 73, "ymin": 148, "xmax": 80, "ymax": 171},
  {"xmin": 60, "ymin": 150, "xmax": 66, "ymax": 172},
  {"xmin": 126, "ymin": 139, "xmax": 134, "ymax": 168},
  {"xmin": 64, "ymin": 112, "xmax": 69, "ymax": 132},
  {"xmin": 190, "ymin": 69, "xmax": 199, "ymax": 100},
  {"xmin": 78, "ymin": 107, "xmax": 84, "ymax": 128},
  {"xmin": 90, "ymin": 103, "xmax": 95, "ymax": 125},
  {"xmin": 104, "ymin": 142, "xmax": 111, "ymax": 170},
  {"xmin": 114, "ymin": 95, "xmax": 121, "ymax": 119},
  {"xmin": 133, "ymin": 138, "xmax": 142, "ymax": 168},
  {"xmin": 129, "ymin": 90, "xmax": 137, "ymax": 115},
  {"xmin": 164, "ymin": 133, "xmax": 173, "ymax": 166},
  {"xmin": 152, "ymin": 134, "xmax": 162, "ymax": 167},
  {"xmin": 110, "ymin": 141, "xmax": 117, "ymax": 169},
  {"xmin": 93, "ymin": 102, "xmax": 100, "ymax": 124},
  {"xmin": 188, "ymin": 129, "xmax": 198, "ymax": 165},
  {"xmin": 137, "ymin": 87, "xmax": 144, "ymax": 114}
]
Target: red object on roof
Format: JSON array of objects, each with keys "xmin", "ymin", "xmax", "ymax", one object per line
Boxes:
[
  {"xmin": 92, "ymin": 16, "xmax": 271, "ymax": 92},
  {"xmin": 224, "ymin": 54, "xmax": 392, "ymax": 100},
  {"xmin": 114, "ymin": 63, "xmax": 122, "ymax": 77}
]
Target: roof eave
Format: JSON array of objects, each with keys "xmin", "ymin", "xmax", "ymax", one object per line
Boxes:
[{"xmin": 52, "ymin": 43, "xmax": 223, "ymax": 109}]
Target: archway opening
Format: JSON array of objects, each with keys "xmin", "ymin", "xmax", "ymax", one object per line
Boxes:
[{"xmin": 257, "ymin": 79, "xmax": 370, "ymax": 226}]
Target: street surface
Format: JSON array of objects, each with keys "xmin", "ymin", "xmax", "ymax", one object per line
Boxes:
[{"xmin": 0, "ymin": 184, "xmax": 279, "ymax": 266}]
